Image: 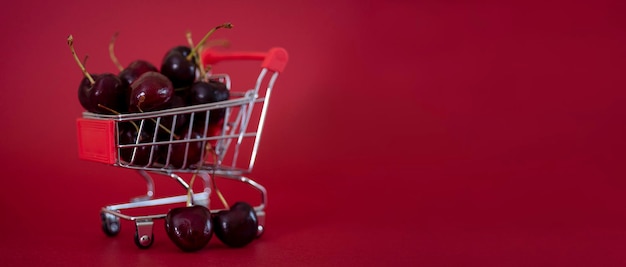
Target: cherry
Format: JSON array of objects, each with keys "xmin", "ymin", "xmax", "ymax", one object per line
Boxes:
[
  {"xmin": 160, "ymin": 46, "xmax": 196, "ymax": 89},
  {"xmin": 68, "ymin": 35, "xmax": 127, "ymax": 114},
  {"xmin": 160, "ymin": 23, "xmax": 233, "ymax": 90},
  {"xmin": 76, "ymin": 73, "xmax": 127, "ymax": 114},
  {"xmin": 90, "ymin": 74, "xmax": 127, "ymax": 113},
  {"xmin": 206, "ymin": 119, "xmax": 224, "ymax": 150},
  {"xmin": 188, "ymin": 80, "xmax": 229, "ymax": 124},
  {"xmin": 162, "ymin": 126, "xmax": 205, "ymax": 169},
  {"xmin": 129, "ymin": 71, "xmax": 174, "ymax": 112},
  {"xmin": 119, "ymin": 60, "xmax": 159, "ymax": 88},
  {"xmin": 164, "ymin": 205, "xmax": 213, "ymax": 252},
  {"xmin": 118, "ymin": 122, "xmax": 156, "ymax": 166},
  {"xmin": 159, "ymin": 94, "xmax": 189, "ymax": 133},
  {"xmin": 212, "ymin": 202, "xmax": 258, "ymax": 248},
  {"xmin": 77, "ymin": 75, "xmax": 96, "ymax": 111}
]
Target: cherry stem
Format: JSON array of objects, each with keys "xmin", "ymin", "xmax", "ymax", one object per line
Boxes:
[
  {"xmin": 67, "ymin": 35, "xmax": 95, "ymax": 85},
  {"xmin": 186, "ymin": 143, "xmax": 225, "ymax": 207},
  {"xmin": 136, "ymin": 95, "xmax": 181, "ymax": 140},
  {"xmin": 204, "ymin": 39, "xmax": 231, "ymax": 49},
  {"xmin": 155, "ymin": 119, "xmax": 180, "ymax": 140},
  {"xmin": 186, "ymin": 30, "xmax": 207, "ymax": 80},
  {"xmin": 205, "ymin": 143, "xmax": 228, "ymax": 209},
  {"xmin": 97, "ymin": 104, "xmax": 122, "ymax": 115},
  {"xmin": 214, "ymin": 177, "xmax": 229, "ymax": 209},
  {"xmin": 83, "ymin": 55, "xmax": 89, "ymax": 67},
  {"xmin": 109, "ymin": 32, "xmax": 124, "ymax": 71},
  {"xmin": 185, "ymin": 30, "xmax": 194, "ymax": 47},
  {"xmin": 97, "ymin": 104, "xmax": 140, "ymax": 132},
  {"xmin": 186, "ymin": 23, "xmax": 233, "ymax": 62},
  {"xmin": 200, "ymin": 40, "xmax": 228, "ymax": 75}
]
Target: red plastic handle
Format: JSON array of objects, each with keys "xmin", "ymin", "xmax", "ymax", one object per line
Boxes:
[{"xmin": 201, "ymin": 47, "xmax": 288, "ymax": 73}]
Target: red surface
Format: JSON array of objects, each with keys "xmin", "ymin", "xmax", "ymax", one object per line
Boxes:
[{"xmin": 2, "ymin": 0, "xmax": 626, "ymax": 266}]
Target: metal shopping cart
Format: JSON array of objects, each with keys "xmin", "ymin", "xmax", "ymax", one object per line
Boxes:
[{"xmin": 76, "ymin": 47, "xmax": 288, "ymax": 249}]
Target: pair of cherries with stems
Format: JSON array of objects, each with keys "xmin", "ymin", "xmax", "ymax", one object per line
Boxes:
[{"xmin": 165, "ymin": 143, "xmax": 259, "ymax": 252}]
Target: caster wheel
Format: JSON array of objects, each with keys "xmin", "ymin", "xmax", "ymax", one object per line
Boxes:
[
  {"xmin": 256, "ymin": 225, "xmax": 264, "ymax": 238},
  {"xmin": 134, "ymin": 232, "xmax": 154, "ymax": 249},
  {"xmin": 100, "ymin": 211, "xmax": 121, "ymax": 237}
]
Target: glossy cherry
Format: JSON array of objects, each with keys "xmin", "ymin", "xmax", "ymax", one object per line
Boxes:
[
  {"xmin": 164, "ymin": 205, "xmax": 213, "ymax": 252},
  {"xmin": 118, "ymin": 122, "xmax": 156, "ymax": 166},
  {"xmin": 160, "ymin": 46, "xmax": 196, "ymax": 89},
  {"xmin": 161, "ymin": 23, "xmax": 233, "ymax": 90},
  {"xmin": 77, "ymin": 75, "xmax": 96, "ymax": 112},
  {"xmin": 159, "ymin": 94, "xmax": 189, "ymax": 133},
  {"xmin": 119, "ymin": 60, "xmax": 158, "ymax": 88},
  {"xmin": 188, "ymin": 80, "xmax": 229, "ymax": 124},
  {"xmin": 78, "ymin": 73, "xmax": 127, "ymax": 114},
  {"xmin": 212, "ymin": 202, "xmax": 258, "ymax": 248},
  {"xmin": 129, "ymin": 71, "xmax": 174, "ymax": 112},
  {"xmin": 69, "ymin": 35, "xmax": 127, "ymax": 114},
  {"xmin": 164, "ymin": 126, "xmax": 205, "ymax": 169}
]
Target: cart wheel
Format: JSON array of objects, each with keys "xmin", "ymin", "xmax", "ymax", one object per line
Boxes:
[
  {"xmin": 255, "ymin": 210, "xmax": 265, "ymax": 238},
  {"xmin": 134, "ymin": 232, "xmax": 154, "ymax": 249},
  {"xmin": 100, "ymin": 211, "xmax": 121, "ymax": 237},
  {"xmin": 256, "ymin": 225, "xmax": 264, "ymax": 238}
]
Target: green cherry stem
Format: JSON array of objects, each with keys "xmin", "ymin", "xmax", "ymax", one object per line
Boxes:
[
  {"xmin": 185, "ymin": 23, "xmax": 233, "ymax": 62},
  {"xmin": 206, "ymin": 143, "xmax": 228, "ymax": 209},
  {"xmin": 186, "ymin": 30, "xmax": 208, "ymax": 80},
  {"xmin": 97, "ymin": 104, "xmax": 140, "ymax": 132}
]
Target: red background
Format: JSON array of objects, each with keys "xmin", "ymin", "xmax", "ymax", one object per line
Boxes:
[{"xmin": 1, "ymin": 0, "xmax": 626, "ymax": 266}]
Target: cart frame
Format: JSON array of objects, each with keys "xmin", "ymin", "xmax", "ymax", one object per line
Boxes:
[{"xmin": 76, "ymin": 47, "xmax": 288, "ymax": 248}]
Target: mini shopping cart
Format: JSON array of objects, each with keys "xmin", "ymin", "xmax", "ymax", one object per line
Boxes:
[{"xmin": 75, "ymin": 47, "xmax": 288, "ymax": 248}]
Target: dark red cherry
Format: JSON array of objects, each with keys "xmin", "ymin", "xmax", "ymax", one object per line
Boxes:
[
  {"xmin": 189, "ymin": 80, "xmax": 229, "ymax": 104},
  {"xmin": 119, "ymin": 60, "xmax": 158, "ymax": 88},
  {"xmin": 68, "ymin": 35, "xmax": 127, "ymax": 114},
  {"xmin": 118, "ymin": 123, "xmax": 156, "ymax": 166},
  {"xmin": 160, "ymin": 46, "xmax": 197, "ymax": 89},
  {"xmin": 188, "ymin": 80, "xmax": 229, "ymax": 124},
  {"xmin": 78, "ymin": 73, "xmax": 127, "ymax": 114},
  {"xmin": 77, "ymin": 74, "xmax": 97, "ymax": 111},
  {"xmin": 165, "ymin": 205, "xmax": 213, "ymax": 252},
  {"xmin": 166, "ymin": 126, "xmax": 205, "ymax": 169},
  {"xmin": 129, "ymin": 71, "xmax": 174, "ymax": 112},
  {"xmin": 160, "ymin": 94, "xmax": 189, "ymax": 132},
  {"xmin": 212, "ymin": 202, "xmax": 258, "ymax": 248},
  {"xmin": 160, "ymin": 23, "xmax": 234, "ymax": 91}
]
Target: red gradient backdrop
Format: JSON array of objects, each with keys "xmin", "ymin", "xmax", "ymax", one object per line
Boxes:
[{"xmin": 1, "ymin": 0, "xmax": 626, "ymax": 266}]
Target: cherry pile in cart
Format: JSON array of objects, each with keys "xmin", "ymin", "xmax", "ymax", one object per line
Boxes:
[{"xmin": 70, "ymin": 22, "xmax": 288, "ymax": 251}]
